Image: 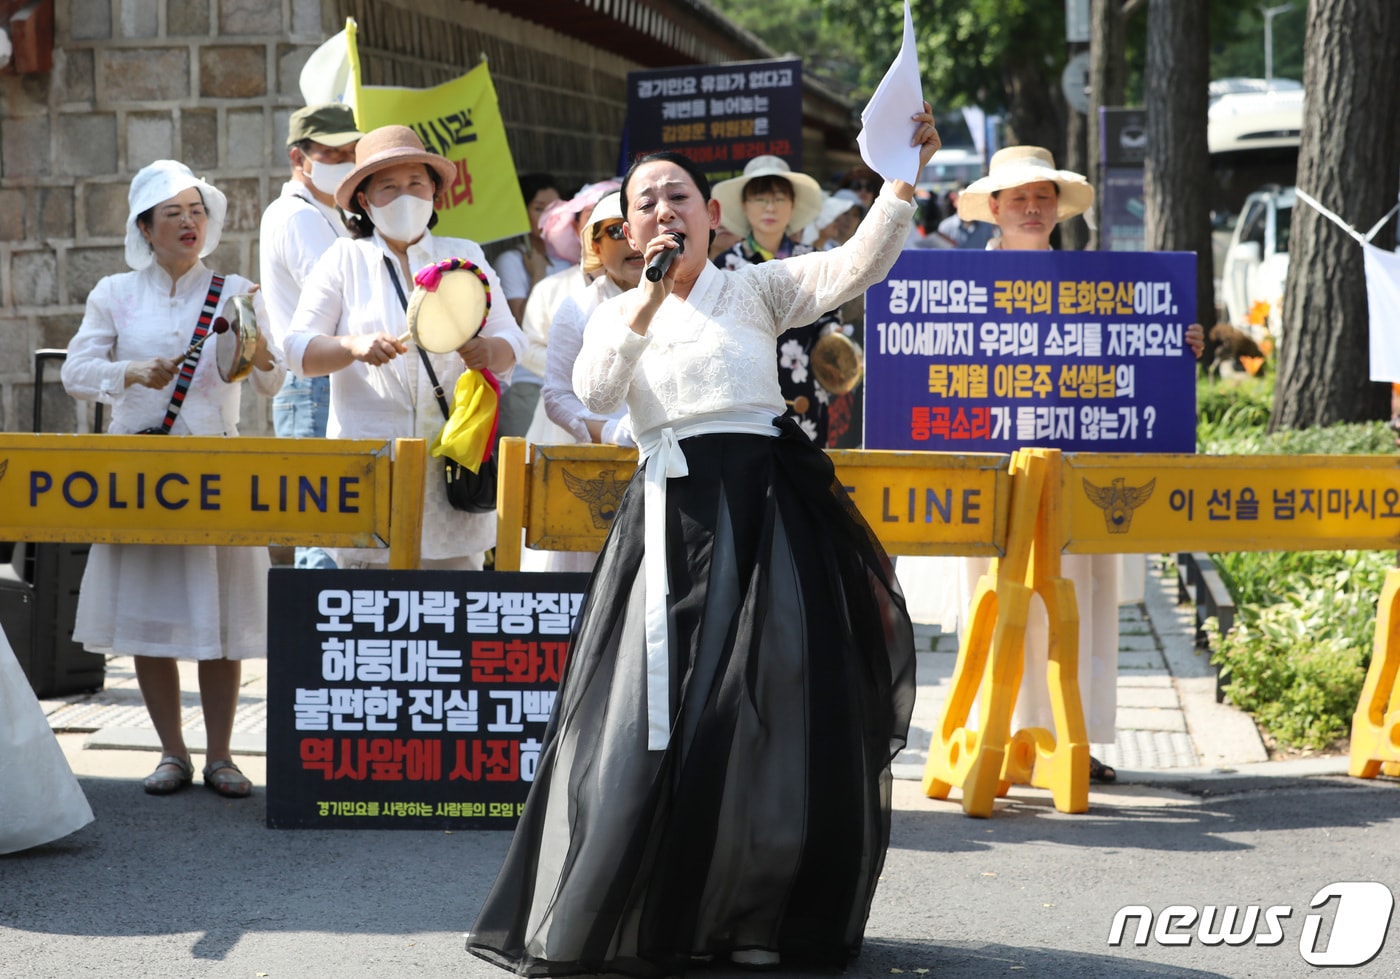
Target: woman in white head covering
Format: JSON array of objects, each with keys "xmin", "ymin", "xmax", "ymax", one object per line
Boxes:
[
  {"xmin": 60, "ymin": 160, "xmax": 286, "ymax": 799},
  {"xmin": 711, "ymin": 156, "xmax": 845, "ymax": 445},
  {"xmin": 513, "ymin": 179, "xmax": 624, "ymax": 428},
  {"xmin": 800, "ymin": 192, "xmax": 862, "ymax": 251}
]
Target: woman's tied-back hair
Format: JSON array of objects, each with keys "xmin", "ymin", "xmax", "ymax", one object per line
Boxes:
[{"xmin": 620, "ymin": 151, "xmax": 715, "ymax": 248}]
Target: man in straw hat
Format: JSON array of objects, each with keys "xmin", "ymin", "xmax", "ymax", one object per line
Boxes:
[
  {"xmin": 260, "ymin": 102, "xmax": 362, "ymax": 570},
  {"xmin": 712, "ymin": 155, "xmax": 845, "ymax": 445},
  {"xmin": 956, "ymin": 145, "xmax": 1095, "ymax": 251},
  {"xmin": 924, "ymin": 144, "xmax": 1202, "ymax": 783}
]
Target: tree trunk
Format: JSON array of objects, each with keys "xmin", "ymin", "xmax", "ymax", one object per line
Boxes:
[
  {"xmin": 1088, "ymin": 0, "xmax": 1133, "ymax": 250},
  {"xmin": 1062, "ymin": 40, "xmax": 1090, "ymax": 252},
  {"xmin": 1001, "ymin": 58, "xmax": 1065, "ymax": 164},
  {"xmin": 1272, "ymin": 0, "xmax": 1400, "ymax": 431},
  {"xmin": 1143, "ymin": 0, "xmax": 1213, "ymax": 354}
]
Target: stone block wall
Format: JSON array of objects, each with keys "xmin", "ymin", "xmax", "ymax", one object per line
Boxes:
[
  {"xmin": 0, "ymin": 0, "xmax": 335, "ymax": 435},
  {"xmin": 0, "ymin": 0, "xmax": 674, "ymax": 435}
]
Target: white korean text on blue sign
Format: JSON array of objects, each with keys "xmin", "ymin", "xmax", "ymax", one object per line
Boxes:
[{"xmin": 863, "ymin": 250, "xmax": 1197, "ymax": 453}]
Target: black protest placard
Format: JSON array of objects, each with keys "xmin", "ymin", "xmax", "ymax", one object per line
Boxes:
[
  {"xmin": 266, "ymin": 569, "xmax": 588, "ymax": 830},
  {"xmin": 624, "ymin": 58, "xmax": 803, "ymax": 183}
]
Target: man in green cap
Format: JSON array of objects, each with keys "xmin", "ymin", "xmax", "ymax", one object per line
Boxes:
[{"xmin": 259, "ymin": 103, "xmax": 362, "ymax": 569}]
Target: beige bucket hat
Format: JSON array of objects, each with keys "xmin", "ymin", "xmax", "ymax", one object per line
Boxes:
[
  {"xmin": 711, "ymin": 155, "xmax": 823, "ymax": 238},
  {"xmin": 335, "ymin": 125, "xmax": 457, "ymax": 211},
  {"xmin": 956, "ymin": 146, "xmax": 1093, "ymax": 224}
]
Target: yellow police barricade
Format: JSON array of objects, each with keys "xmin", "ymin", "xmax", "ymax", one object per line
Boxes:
[
  {"xmin": 0, "ymin": 434, "xmax": 425, "ymax": 568},
  {"xmin": 1057, "ymin": 452, "xmax": 1400, "ymax": 787},
  {"xmin": 930, "ymin": 451, "xmax": 1400, "ymax": 819},
  {"xmin": 493, "ymin": 437, "xmax": 1012, "ymax": 570},
  {"xmin": 923, "ymin": 447, "xmax": 1091, "ymax": 817}
]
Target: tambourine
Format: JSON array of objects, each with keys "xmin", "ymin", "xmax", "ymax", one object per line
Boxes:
[
  {"xmin": 215, "ymin": 293, "xmax": 260, "ymax": 383},
  {"xmin": 401, "ymin": 258, "xmax": 492, "ymax": 353},
  {"xmin": 811, "ymin": 330, "xmax": 864, "ymax": 395}
]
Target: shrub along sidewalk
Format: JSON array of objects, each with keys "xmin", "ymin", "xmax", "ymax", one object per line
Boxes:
[{"xmin": 1196, "ymin": 375, "xmax": 1393, "ymax": 751}]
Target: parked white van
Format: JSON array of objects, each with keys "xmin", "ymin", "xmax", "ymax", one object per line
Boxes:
[{"xmin": 1220, "ymin": 184, "xmax": 1294, "ymax": 344}]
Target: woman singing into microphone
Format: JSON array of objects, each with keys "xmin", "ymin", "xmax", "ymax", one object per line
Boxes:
[{"xmin": 468, "ymin": 105, "xmax": 942, "ymax": 977}]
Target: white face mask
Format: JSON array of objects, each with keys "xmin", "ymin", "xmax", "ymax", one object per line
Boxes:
[
  {"xmin": 308, "ymin": 161, "xmax": 354, "ymax": 199},
  {"xmin": 367, "ymin": 194, "xmax": 435, "ymax": 242}
]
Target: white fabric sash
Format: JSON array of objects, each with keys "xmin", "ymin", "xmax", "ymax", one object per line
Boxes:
[{"xmin": 634, "ymin": 411, "xmax": 779, "ymax": 751}]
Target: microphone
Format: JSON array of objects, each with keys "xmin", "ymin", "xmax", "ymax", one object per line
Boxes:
[{"xmin": 644, "ymin": 231, "xmax": 686, "ymax": 282}]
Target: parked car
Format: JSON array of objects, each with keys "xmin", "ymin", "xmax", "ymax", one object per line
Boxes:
[
  {"xmin": 917, "ymin": 146, "xmax": 984, "ymax": 198},
  {"xmin": 1220, "ymin": 184, "xmax": 1294, "ymax": 345}
]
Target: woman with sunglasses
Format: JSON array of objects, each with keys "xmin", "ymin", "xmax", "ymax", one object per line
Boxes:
[
  {"xmin": 837, "ymin": 164, "xmax": 883, "ymax": 213},
  {"xmin": 521, "ymin": 192, "xmax": 643, "ymax": 574}
]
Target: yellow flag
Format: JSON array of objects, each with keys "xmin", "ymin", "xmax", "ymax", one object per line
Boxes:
[{"xmin": 346, "ymin": 19, "xmax": 528, "ymax": 244}]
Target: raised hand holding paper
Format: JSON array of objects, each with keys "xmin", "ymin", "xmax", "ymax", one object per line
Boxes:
[{"xmin": 856, "ymin": 0, "xmax": 924, "ymax": 185}]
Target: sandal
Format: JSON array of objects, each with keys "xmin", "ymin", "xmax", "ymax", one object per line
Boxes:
[
  {"xmin": 144, "ymin": 755, "xmax": 194, "ymax": 795},
  {"xmin": 202, "ymin": 759, "xmax": 253, "ymax": 798},
  {"xmin": 1089, "ymin": 755, "xmax": 1117, "ymax": 784}
]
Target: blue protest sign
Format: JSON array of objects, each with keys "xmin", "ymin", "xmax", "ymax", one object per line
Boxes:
[{"xmin": 864, "ymin": 249, "xmax": 1197, "ymax": 453}]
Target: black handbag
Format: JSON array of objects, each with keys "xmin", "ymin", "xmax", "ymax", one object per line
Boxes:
[
  {"xmin": 138, "ymin": 275, "xmax": 225, "ymax": 433},
  {"xmin": 421, "ymin": 347, "xmax": 498, "ymax": 513},
  {"xmin": 385, "ymin": 256, "xmax": 498, "ymax": 513}
]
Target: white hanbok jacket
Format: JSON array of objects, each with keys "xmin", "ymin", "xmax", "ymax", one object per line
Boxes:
[{"xmin": 61, "ymin": 262, "xmax": 286, "ymax": 660}]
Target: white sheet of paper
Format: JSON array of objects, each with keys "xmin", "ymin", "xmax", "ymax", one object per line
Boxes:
[
  {"xmin": 856, "ymin": 0, "xmax": 923, "ymax": 186},
  {"xmin": 1364, "ymin": 242, "xmax": 1400, "ymax": 382}
]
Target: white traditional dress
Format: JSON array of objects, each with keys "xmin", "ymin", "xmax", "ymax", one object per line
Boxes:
[
  {"xmin": 61, "ymin": 263, "xmax": 285, "ymax": 660},
  {"xmin": 283, "ymin": 230, "xmax": 526, "ymax": 568},
  {"xmin": 469, "ymin": 186, "xmax": 918, "ymax": 976},
  {"xmin": 0, "ymin": 623, "xmax": 93, "ymax": 854}
]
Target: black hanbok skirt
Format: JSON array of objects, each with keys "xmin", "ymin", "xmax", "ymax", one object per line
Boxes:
[{"xmin": 468, "ymin": 419, "xmax": 916, "ymax": 976}]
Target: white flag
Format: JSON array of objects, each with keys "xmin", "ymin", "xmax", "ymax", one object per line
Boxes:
[
  {"xmin": 855, "ymin": 0, "xmax": 923, "ymax": 185},
  {"xmin": 299, "ymin": 24, "xmax": 356, "ymax": 109},
  {"xmin": 1364, "ymin": 242, "xmax": 1400, "ymax": 382}
]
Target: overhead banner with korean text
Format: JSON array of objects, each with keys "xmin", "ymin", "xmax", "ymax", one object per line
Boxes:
[
  {"xmin": 266, "ymin": 569, "xmax": 588, "ymax": 830},
  {"xmin": 624, "ymin": 58, "xmax": 803, "ymax": 183},
  {"xmin": 347, "ymin": 20, "xmax": 528, "ymax": 244},
  {"xmin": 863, "ymin": 250, "xmax": 1197, "ymax": 454}
]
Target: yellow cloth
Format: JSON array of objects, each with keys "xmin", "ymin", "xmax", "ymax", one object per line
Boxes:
[{"xmin": 430, "ymin": 371, "xmax": 498, "ymax": 473}]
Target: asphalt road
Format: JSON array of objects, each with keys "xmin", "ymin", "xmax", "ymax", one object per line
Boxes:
[{"xmin": 3, "ymin": 773, "xmax": 1399, "ymax": 979}]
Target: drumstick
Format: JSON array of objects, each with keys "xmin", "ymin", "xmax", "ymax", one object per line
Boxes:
[{"xmin": 175, "ymin": 317, "xmax": 229, "ymax": 361}]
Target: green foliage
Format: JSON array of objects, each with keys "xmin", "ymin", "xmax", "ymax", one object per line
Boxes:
[
  {"xmin": 1206, "ymin": 608, "xmax": 1369, "ymax": 749},
  {"xmin": 819, "ymin": 0, "xmax": 1067, "ymax": 108},
  {"xmin": 706, "ymin": 0, "xmax": 864, "ymax": 98},
  {"xmin": 1195, "ymin": 373, "xmax": 1392, "ymax": 750},
  {"xmin": 1209, "ymin": 5, "xmax": 1306, "ymax": 84},
  {"xmin": 711, "ymin": 0, "xmax": 1300, "ymax": 140},
  {"xmin": 1195, "ymin": 373, "xmax": 1275, "ymax": 443},
  {"xmin": 1195, "ymin": 373, "xmax": 1393, "ymax": 457}
]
